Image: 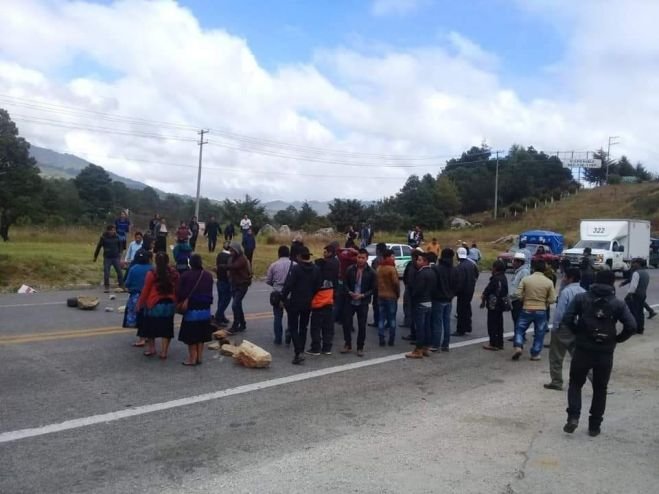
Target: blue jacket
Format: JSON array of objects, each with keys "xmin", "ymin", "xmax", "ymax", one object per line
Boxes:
[{"xmin": 125, "ymin": 264, "xmax": 152, "ymax": 294}]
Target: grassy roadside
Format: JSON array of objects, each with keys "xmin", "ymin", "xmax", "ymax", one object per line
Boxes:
[{"xmin": 1, "ymin": 183, "xmax": 657, "ymax": 291}]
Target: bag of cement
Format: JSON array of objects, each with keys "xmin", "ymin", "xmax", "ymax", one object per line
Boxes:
[{"xmin": 77, "ymin": 296, "xmax": 100, "ymax": 310}]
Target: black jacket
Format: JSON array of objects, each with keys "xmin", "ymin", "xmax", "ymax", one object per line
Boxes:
[
  {"xmin": 411, "ymin": 265, "xmax": 436, "ymax": 305},
  {"xmin": 94, "ymin": 233, "xmax": 121, "ymax": 259},
  {"xmin": 215, "ymin": 250, "xmax": 231, "ymax": 282},
  {"xmin": 403, "ymin": 260, "xmax": 417, "ymax": 287},
  {"xmin": 281, "ymin": 261, "xmax": 321, "ymax": 311},
  {"xmin": 561, "ymin": 283, "xmax": 636, "ymax": 353},
  {"xmin": 315, "ymin": 257, "xmax": 339, "ymax": 288},
  {"xmin": 455, "ymin": 259, "xmax": 479, "ymax": 296},
  {"xmin": 432, "ymin": 259, "xmax": 456, "ymax": 302},
  {"xmin": 344, "ymin": 264, "xmax": 376, "ymax": 305},
  {"xmin": 482, "ymin": 272, "xmax": 509, "ymax": 311}
]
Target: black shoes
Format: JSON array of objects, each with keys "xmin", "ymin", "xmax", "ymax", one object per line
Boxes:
[
  {"xmin": 388, "ymin": 339, "xmax": 395, "ymax": 346},
  {"xmin": 543, "ymin": 383, "xmax": 563, "ymax": 391},
  {"xmin": 401, "ymin": 334, "xmax": 416, "ymax": 341},
  {"xmin": 451, "ymin": 332, "xmax": 466, "ymax": 337},
  {"xmin": 648, "ymin": 311, "xmax": 657, "ymax": 320},
  {"xmin": 292, "ymin": 354, "xmax": 305, "ymax": 365},
  {"xmin": 588, "ymin": 428, "xmax": 601, "ymax": 437},
  {"xmin": 379, "ymin": 337, "xmax": 386, "ymax": 347},
  {"xmin": 563, "ymin": 417, "xmax": 579, "ymax": 433}
]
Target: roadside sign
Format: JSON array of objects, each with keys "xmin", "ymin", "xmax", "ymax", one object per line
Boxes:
[{"xmin": 562, "ymin": 158, "xmax": 602, "ymax": 169}]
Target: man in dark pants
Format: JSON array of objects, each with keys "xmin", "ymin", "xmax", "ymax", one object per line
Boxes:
[
  {"xmin": 341, "ymin": 248, "xmax": 376, "ymax": 357},
  {"xmin": 281, "ymin": 247, "xmax": 320, "ymax": 365},
  {"xmin": 561, "ymin": 270, "xmax": 636, "ymax": 437},
  {"xmin": 221, "ymin": 242, "xmax": 251, "ymax": 332},
  {"xmin": 621, "ymin": 258, "xmax": 649, "ymax": 334},
  {"xmin": 309, "ymin": 244, "xmax": 340, "ymax": 355},
  {"xmin": 368, "ymin": 242, "xmax": 387, "ymax": 327},
  {"xmin": 406, "ymin": 252, "xmax": 436, "ymax": 358},
  {"xmin": 93, "ymin": 225, "xmax": 124, "ymax": 292},
  {"xmin": 214, "ymin": 242, "xmax": 233, "ymax": 326},
  {"xmin": 453, "ymin": 247, "xmax": 479, "ymax": 336},
  {"xmin": 401, "ymin": 249, "xmax": 421, "ymax": 340},
  {"xmin": 204, "ymin": 216, "xmax": 222, "ymax": 253}
]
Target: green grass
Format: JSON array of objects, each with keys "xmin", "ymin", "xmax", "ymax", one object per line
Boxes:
[{"xmin": 1, "ymin": 183, "xmax": 657, "ymax": 291}]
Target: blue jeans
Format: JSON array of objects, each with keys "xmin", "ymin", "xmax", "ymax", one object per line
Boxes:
[
  {"xmin": 431, "ymin": 301, "xmax": 452, "ymax": 349},
  {"xmin": 413, "ymin": 305, "xmax": 432, "ymax": 348},
  {"xmin": 215, "ymin": 280, "xmax": 232, "ymax": 322},
  {"xmin": 231, "ymin": 285, "xmax": 248, "ymax": 328},
  {"xmin": 273, "ymin": 305, "xmax": 284, "ymax": 343},
  {"xmin": 378, "ymin": 299, "xmax": 397, "ymax": 341},
  {"xmin": 514, "ymin": 309, "xmax": 548, "ymax": 356},
  {"xmin": 103, "ymin": 256, "xmax": 123, "ymax": 288}
]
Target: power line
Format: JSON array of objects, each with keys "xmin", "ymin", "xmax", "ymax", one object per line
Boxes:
[{"xmin": 0, "ymin": 94, "xmax": 455, "ymax": 160}]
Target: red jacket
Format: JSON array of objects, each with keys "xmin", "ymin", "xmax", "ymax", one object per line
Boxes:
[{"xmin": 137, "ymin": 268, "xmax": 179, "ymax": 309}]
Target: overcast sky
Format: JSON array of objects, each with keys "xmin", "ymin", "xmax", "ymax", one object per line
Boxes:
[{"xmin": 1, "ymin": 0, "xmax": 657, "ymax": 201}]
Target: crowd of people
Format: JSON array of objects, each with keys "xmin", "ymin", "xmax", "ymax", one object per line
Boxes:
[{"xmin": 94, "ymin": 211, "xmax": 652, "ymax": 435}]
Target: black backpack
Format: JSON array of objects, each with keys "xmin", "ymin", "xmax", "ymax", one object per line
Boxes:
[{"xmin": 579, "ymin": 295, "xmax": 617, "ymax": 345}]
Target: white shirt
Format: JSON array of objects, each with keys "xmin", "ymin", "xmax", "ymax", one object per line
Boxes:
[
  {"xmin": 240, "ymin": 218, "xmax": 252, "ymax": 230},
  {"xmin": 628, "ymin": 271, "xmax": 639, "ymax": 294}
]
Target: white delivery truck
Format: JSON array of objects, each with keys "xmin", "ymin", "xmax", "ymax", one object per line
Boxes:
[{"xmin": 562, "ymin": 219, "xmax": 651, "ymax": 272}]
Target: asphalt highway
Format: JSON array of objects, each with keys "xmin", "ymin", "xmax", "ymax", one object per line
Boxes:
[{"xmin": 1, "ymin": 272, "xmax": 658, "ymax": 493}]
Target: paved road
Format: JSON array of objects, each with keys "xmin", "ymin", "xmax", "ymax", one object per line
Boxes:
[{"xmin": 1, "ymin": 272, "xmax": 658, "ymax": 493}]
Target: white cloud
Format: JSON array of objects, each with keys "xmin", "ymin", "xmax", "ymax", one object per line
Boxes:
[
  {"xmin": 370, "ymin": 0, "xmax": 430, "ymax": 17},
  {"xmin": 0, "ymin": 0, "xmax": 657, "ymax": 205}
]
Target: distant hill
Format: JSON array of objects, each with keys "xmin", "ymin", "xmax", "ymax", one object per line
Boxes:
[
  {"xmin": 30, "ymin": 145, "xmax": 371, "ymax": 215},
  {"xmin": 262, "ymin": 200, "xmax": 332, "ymax": 216},
  {"xmin": 29, "ymin": 145, "xmax": 153, "ymax": 191}
]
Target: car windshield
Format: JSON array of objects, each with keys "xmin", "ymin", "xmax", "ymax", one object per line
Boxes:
[{"xmin": 574, "ymin": 240, "xmax": 611, "ymax": 250}]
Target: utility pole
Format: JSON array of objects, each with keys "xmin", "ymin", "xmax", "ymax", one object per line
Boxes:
[
  {"xmin": 605, "ymin": 135, "xmax": 620, "ymax": 184},
  {"xmin": 493, "ymin": 150, "xmax": 500, "ymax": 220},
  {"xmin": 194, "ymin": 129, "xmax": 209, "ymax": 220}
]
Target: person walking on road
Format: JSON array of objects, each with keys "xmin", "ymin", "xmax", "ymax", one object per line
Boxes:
[
  {"xmin": 281, "ymin": 246, "xmax": 321, "ymax": 365},
  {"xmin": 341, "ymin": 248, "xmax": 376, "ymax": 357},
  {"xmin": 369, "ymin": 242, "xmax": 387, "ymax": 328},
  {"xmin": 401, "ymin": 249, "xmax": 421, "ymax": 340},
  {"xmin": 512, "ymin": 260, "xmax": 557, "ymax": 361},
  {"xmin": 214, "ymin": 242, "xmax": 232, "ymax": 327},
  {"xmin": 453, "ymin": 247, "xmax": 479, "ymax": 336},
  {"xmin": 204, "ymin": 216, "xmax": 221, "ymax": 253},
  {"xmin": 621, "ymin": 258, "xmax": 649, "ymax": 334},
  {"xmin": 562, "ymin": 270, "xmax": 636, "ymax": 437},
  {"xmin": 124, "ymin": 248, "xmax": 152, "ymax": 348},
  {"xmin": 137, "ymin": 252, "xmax": 178, "ymax": 359},
  {"xmin": 431, "ymin": 248, "xmax": 455, "ymax": 352},
  {"xmin": 93, "ymin": 224, "xmax": 124, "ymax": 293},
  {"xmin": 376, "ymin": 249, "xmax": 400, "ymax": 347},
  {"xmin": 481, "ymin": 260, "xmax": 509, "ymax": 351},
  {"xmin": 309, "ymin": 245, "xmax": 339, "ymax": 355},
  {"xmin": 544, "ymin": 267, "xmax": 585, "ymax": 390},
  {"xmin": 468, "ymin": 243, "xmax": 482, "ymax": 265},
  {"xmin": 221, "ymin": 242, "xmax": 252, "ymax": 333},
  {"xmin": 266, "ymin": 245, "xmax": 293, "ymax": 345},
  {"xmin": 406, "ymin": 252, "xmax": 436, "ymax": 359},
  {"xmin": 580, "ymin": 247, "xmax": 595, "ymax": 291},
  {"xmin": 508, "ymin": 252, "xmax": 530, "ymax": 341},
  {"xmin": 177, "ymin": 254, "xmax": 214, "ymax": 366}
]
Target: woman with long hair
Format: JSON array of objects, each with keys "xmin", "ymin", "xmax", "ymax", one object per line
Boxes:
[
  {"xmin": 176, "ymin": 254, "xmax": 214, "ymax": 366},
  {"xmin": 137, "ymin": 252, "xmax": 179, "ymax": 359},
  {"xmin": 123, "ymin": 248, "xmax": 152, "ymax": 347}
]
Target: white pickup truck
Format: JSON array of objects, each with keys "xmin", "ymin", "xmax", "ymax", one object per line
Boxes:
[{"xmin": 562, "ymin": 219, "xmax": 651, "ymax": 272}]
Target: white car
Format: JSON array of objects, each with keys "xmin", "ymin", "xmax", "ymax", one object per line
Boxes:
[{"xmin": 365, "ymin": 243, "xmax": 413, "ymax": 278}]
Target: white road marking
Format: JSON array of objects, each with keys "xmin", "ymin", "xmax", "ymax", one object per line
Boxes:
[
  {"xmin": 0, "ymin": 301, "xmax": 66, "ymax": 308},
  {"xmin": 2, "ymin": 301, "xmax": 656, "ymax": 444},
  {"xmin": 0, "ymin": 332, "xmax": 504, "ymax": 444}
]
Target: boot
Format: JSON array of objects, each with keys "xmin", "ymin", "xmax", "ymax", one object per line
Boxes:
[
  {"xmin": 379, "ymin": 336, "xmax": 385, "ymax": 347},
  {"xmin": 422, "ymin": 347, "xmax": 431, "ymax": 357}
]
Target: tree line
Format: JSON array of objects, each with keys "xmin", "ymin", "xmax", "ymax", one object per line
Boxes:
[{"xmin": 0, "ymin": 108, "xmax": 654, "ymax": 240}]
